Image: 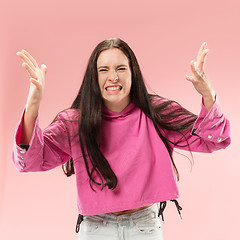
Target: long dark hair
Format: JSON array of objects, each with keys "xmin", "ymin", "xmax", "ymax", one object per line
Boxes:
[{"xmin": 59, "ymin": 38, "xmax": 197, "ymax": 190}]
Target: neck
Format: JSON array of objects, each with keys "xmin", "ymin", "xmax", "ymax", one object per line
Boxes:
[{"xmin": 104, "ymin": 99, "xmax": 131, "ymax": 113}]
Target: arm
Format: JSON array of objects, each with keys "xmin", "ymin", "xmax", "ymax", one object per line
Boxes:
[
  {"xmin": 163, "ymin": 95, "xmax": 231, "ymax": 153},
  {"xmin": 164, "ymin": 43, "xmax": 231, "ymax": 152},
  {"xmin": 13, "ymin": 49, "xmax": 72, "ymax": 172},
  {"xmin": 16, "ymin": 49, "xmax": 47, "ymax": 144},
  {"xmin": 12, "ymin": 109, "xmax": 72, "ymax": 172}
]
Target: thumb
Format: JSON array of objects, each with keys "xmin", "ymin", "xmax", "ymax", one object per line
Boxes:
[{"xmin": 41, "ymin": 64, "xmax": 47, "ymax": 74}]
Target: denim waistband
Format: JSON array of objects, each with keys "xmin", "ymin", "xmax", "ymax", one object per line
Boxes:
[
  {"xmin": 83, "ymin": 203, "xmax": 158, "ymax": 225},
  {"xmin": 75, "ymin": 200, "xmax": 182, "ymax": 233}
]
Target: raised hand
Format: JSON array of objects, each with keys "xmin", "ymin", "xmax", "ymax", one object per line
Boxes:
[
  {"xmin": 17, "ymin": 50, "xmax": 47, "ymax": 144},
  {"xmin": 17, "ymin": 50, "xmax": 47, "ymax": 105},
  {"xmin": 185, "ymin": 42, "xmax": 216, "ymax": 110}
]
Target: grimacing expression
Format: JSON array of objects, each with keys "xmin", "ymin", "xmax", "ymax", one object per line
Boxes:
[{"xmin": 97, "ymin": 48, "xmax": 132, "ymax": 112}]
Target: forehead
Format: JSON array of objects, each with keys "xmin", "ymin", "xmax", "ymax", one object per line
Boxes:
[{"xmin": 97, "ymin": 48, "xmax": 129, "ymax": 67}]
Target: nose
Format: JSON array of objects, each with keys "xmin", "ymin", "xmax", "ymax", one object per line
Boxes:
[{"xmin": 108, "ymin": 70, "xmax": 119, "ymax": 82}]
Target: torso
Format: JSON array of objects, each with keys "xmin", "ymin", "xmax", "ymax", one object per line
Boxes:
[{"xmin": 111, "ymin": 204, "xmax": 153, "ymax": 215}]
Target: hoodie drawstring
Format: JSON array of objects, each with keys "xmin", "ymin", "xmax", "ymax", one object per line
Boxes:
[
  {"xmin": 158, "ymin": 199, "xmax": 182, "ymax": 222},
  {"xmin": 75, "ymin": 214, "xmax": 83, "ymax": 233}
]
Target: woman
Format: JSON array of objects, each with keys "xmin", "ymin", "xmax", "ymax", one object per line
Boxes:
[{"xmin": 13, "ymin": 38, "xmax": 231, "ymax": 240}]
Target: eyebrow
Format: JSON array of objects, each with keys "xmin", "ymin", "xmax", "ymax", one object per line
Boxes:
[{"xmin": 97, "ymin": 64, "xmax": 128, "ymax": 69}]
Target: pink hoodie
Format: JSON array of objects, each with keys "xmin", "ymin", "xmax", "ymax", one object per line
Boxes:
[{"xmin": 12, "ymin": 96, "xmax": 231, "ymax": 215}]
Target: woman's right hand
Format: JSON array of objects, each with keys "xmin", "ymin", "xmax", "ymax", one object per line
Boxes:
[
  {"xmin": 17, "ymin": 50, "xmax": 47, "ymax": 107},
  {"xmin": 17, "ymin": 50, "xmax": 47, "ymax": 144}
]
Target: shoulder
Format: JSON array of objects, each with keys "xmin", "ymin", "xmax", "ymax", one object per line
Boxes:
[
  {"xmin": 56, "ymin": 108, "xmax": 79, "ymax": 121},
  {"xmin": 44, "ymin": 109, "xmax": 79, "ymax": 135}
]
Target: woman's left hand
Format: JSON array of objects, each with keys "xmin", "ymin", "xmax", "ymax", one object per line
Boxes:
[{"xmin": 185, "ymin": 42, "xmax": 216, "ymax": 110}]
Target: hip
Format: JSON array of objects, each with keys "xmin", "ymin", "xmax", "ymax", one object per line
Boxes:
[{"xmin": 78, "ymin": 203, "xmax": 163, "ymax": 240}]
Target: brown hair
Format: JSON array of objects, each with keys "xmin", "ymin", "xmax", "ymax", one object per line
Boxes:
[{"xmin": 58, "ymin": 38, "xmax": 197, "ymax": 190}]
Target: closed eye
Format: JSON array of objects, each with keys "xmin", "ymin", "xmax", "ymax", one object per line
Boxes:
[{"xmin": 98, "ymin": 67, "xmax": 127, "ymax": 72}]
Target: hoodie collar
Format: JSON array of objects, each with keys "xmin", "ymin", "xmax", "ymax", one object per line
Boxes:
[{"xmin": 102, "ymin": 102, "xmax": 136, "ymax": 119}]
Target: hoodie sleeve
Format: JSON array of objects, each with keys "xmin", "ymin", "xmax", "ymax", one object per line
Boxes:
[
  {"xmin": 12, "ymin": 108, "xmax": 72, "ymax": 172},
  {"xmin": 163, "ymin": 96, "xmax": 231, "ymax": 153}
]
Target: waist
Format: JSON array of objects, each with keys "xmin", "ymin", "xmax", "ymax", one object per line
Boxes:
[
  {"xmin": 83, "ymin": 203, "xmax": 159, "ymax": 224},
  {"xmin": 111, "ymin": 204, "xmax": 154, "ymax": 215}
]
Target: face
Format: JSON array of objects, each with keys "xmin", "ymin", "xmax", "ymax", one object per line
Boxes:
[{"xmin": 97, "ymin": 48, "xmax": 132, "ymax": 113}]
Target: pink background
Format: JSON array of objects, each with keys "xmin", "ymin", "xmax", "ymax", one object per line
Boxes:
[{"xmin": 0, "ymin": 0, "xmax": 239, "ymax": 239}]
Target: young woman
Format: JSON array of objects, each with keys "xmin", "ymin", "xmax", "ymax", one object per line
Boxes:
[{"xmin": 13, "ymin": 38, "xmax": 231, "ymax": 240}]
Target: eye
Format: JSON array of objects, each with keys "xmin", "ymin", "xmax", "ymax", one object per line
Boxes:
[
  {"xmin": 99, "ymin": 69, "xmax": 107, "ymax": 72},
  {"xmin": 117, "ymin": 68, "xmax": 126, "ymax": 71}
]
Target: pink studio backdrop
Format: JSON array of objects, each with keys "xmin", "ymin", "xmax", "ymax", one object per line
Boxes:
[{"xmin": 0, "ymin": 0, "xmax": 239, "ymax": 239}]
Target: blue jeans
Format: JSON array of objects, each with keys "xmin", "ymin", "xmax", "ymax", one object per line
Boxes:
[{"xmin": 78, "ymin": 203, "xmax": 163, "ymax": 240}]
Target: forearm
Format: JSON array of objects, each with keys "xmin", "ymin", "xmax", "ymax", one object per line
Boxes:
[
  {"xmin": 202, "ymin": 90, "xmax": 216, "ymax": 111},
  {"xmin": 20, "ymin": 102, "xmax": 40, "ymax": 144}
]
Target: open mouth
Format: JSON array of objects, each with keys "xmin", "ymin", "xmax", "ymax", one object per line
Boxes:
[{"xmin": 105, "ymin": 86, "xmax": 122, "ymax": 91}]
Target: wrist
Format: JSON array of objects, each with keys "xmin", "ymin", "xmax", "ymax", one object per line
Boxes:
[
  {"xmin": 25, "ymin": 103, "xmax": 40, "ymax": 120},
  {"xmin": 202, "ymin": 89, "xmax": 216, "ymax": 101},
  {"xmin": 202, "ymin": 91, "xmax": 216, "ymax": 111}
]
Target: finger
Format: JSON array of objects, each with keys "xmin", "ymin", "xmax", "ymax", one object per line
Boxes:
[
  {"xmin": 21, "ymin": 50, "xmax": 38, "ymax": 68},
  {"xmin": 22, "ymin": 63, "xmax": 38, "ymax": 79},
  {"xmin": 41, "ymin": 64, "xmax": 47, "ymax": 75},
  {"xmin": 196, "ymin": 42, "xmax": 207, "ymax": 68},
  {"xmin": 190, "ymin": 60, "xmax": 199, "ymax": 77},
  {"xmin": 197, "ymin": 49, "xmax": 208, "ymax": 71},
  {"xmin": 30, "ymin": 78, "xmax": 41, "ymax": 89},
  {"xmin": 197, "ymin": 42, "xmax": 207, "ymax": 61},
  {"xmin": 185, "ymin": 74, "xmax": 196, "ymax": 83},
  {"xmin": 17, "ymin": 51, "xmax": 37, "ymax": 70}
]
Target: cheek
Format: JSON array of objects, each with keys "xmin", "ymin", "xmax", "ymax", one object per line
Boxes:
[
  {"xmin": 98, "ymin": 76, "xmax": 104, "ymax": 89},
  {"xmin": 126, "ymin": 75, "xmax": 132, "ymax": 91},
  {"xmin": 122, "ymin": 72, "xmax": 131, "ymax": 86}
]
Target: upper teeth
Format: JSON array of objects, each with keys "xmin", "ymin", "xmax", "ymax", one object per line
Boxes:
[{"xmin": 106, "ymin": 86, "xmax": 121, "ymax": 91}]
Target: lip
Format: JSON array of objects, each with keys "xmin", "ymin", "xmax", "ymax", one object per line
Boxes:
[
  {"xmin": 104, "ymin": 85, "xmax": 122, "ymax": 95},
  {"xmin": 105, "ymin": 84, "xmax": 122, "ymax": 90}
]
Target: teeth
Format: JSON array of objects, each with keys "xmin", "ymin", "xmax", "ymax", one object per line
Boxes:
[{"xmin": 106, "ymin": 86, "xmax": 121, "ymax": 91}]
